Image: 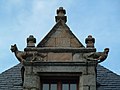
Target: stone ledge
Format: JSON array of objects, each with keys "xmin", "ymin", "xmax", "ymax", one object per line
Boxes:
[
  {"xmin": 23, "ymin": 61, "xmax": 96, "ymax": 66},
  {"xmin": 24, "ymin": 47, "xmax": 96, "ymax": 53},
  {"xmin": 38, "ymin": 72, "xmax": 82, "ymax": 76}
]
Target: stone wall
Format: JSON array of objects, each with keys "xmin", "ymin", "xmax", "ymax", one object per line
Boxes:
[{"xmin": 23, "ymin": 48, "xmax": 97, "ymax": 90}]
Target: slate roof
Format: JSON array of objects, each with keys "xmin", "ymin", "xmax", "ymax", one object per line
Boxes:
[
  {"xmin": 0, "ymin": 64, "xmax": 120, "ymax": 90},
  {"xmin": 0, "ymin": 64, "xmax": 23, "ymax": 90},
  {"xmin": 97, "ymin": 65, "xmax": 120, "ymax": 90}
]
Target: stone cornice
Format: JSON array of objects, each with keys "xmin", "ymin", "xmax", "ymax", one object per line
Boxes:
[
  {"xmin": 24, "ymin": 47, "xmax": 96, "ymax": 53},
  {"xmin": 23, "ymin": 61, "xmax": 97, "ymax": 66}
]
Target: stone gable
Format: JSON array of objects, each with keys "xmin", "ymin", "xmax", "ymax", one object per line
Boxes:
[{"xmin": 37, "ymin": 20, "xmax": 84, "ymax": 48}]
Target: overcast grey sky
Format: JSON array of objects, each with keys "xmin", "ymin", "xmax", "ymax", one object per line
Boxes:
[{"xmin": 0, "ymin": 0, "xmax": 120, "ymax": 75}]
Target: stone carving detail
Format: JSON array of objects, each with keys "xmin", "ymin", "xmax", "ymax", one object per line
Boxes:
[
  {"xmin": 27, "ymin": 35, "xmax": 36, "ymax": 47},
  {"xmin": 84, "ymin": 48, "xmax": 109, "ymax": 63},
  {"xmin": 11, "ymin": 44, "xmax": 26, "ymax": 63},
  {"xmin": 11, "ymin": 44, "xmax": 47, "ymax": 62},
  {"xmin": 10, "ymin": 44, "xmax": 47, "ymax": 86},
  {"xmin": 10, "ymin": 44, "xmax": 26, "ymax": 86},
  {"xmin": 31, "ymin": 52, "xmax": 47, "ymax": 62},
  {"xmin": 55, "ymin": 7, "xmax": 67, "ymax": 23},
  {"xmin": 57, "ymin": 7, "xmax": 66, "ymax": 16},
  {"xmin": 85, "ymin": 35, "xmax": 95, "ymax": 48}
]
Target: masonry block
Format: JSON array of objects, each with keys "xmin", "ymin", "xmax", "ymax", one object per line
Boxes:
[
  {"xmin": 23, "ymin": 75, "xmax": 40, "ymax": 89},
  {"xmin": 82, "ymin": 75, "xmax": 96, "ymax": 86},
  {"xmin": 56, "ymin": 37, "xmax": 70, "ymax": 47},
  {"xmin": 87, "ymin": 66, "xmax": 96, "ymax": 74},
  {"xmin": 48, "ymin": 53, "xmax": 72, "ymax": 61}
]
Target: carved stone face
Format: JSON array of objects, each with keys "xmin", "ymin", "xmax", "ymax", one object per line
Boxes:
[
  {"xmin": 10, "ymin": 44, "xmax": 17, "ymax": 52},
  {"xmin": 104, "ymin": 48, "xmax": 109, "ymax": 53}
]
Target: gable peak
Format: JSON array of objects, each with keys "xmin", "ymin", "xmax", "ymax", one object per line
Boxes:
[{"xmin": 37, "ymin": 7, "xmax": 84, "ymax": 48}]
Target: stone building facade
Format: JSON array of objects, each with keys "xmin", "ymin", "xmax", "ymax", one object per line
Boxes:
[{"xmin": 10, "ymin": 7, "xmax": 110, "ymax": 90}]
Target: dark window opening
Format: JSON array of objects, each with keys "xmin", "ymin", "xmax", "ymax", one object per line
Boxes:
[{"xmin": 41, "ymin": 76, "xmax": 79, "ymax": 90}]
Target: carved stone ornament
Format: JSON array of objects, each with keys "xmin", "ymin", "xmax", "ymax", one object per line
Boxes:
[
  {"xmin": 85, "ymin": 35, "xmax": 95, "ymax": 48},
  {"xmin": 83, "ymin": 48, "xmax": 109, "ymax": 63},
  {"xmin": 27, "ymin": 35, "xmax": 36, "ymax": 47},
  {"xmin": 10, "ymin": 44, "xmax": 27, "ymax": 63},
  {"xmin": 55, "ymin": 7, "xmax": 67, "ymax": 23},
  {"xmin": 30, "ymin": 52, "xmax": 47, "ymax": 62},
  {"xmin": 11, "ymin": 44, "xmax": 47, "ymax": 63}
]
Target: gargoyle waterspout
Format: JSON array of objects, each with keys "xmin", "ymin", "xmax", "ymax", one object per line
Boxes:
[
  {"xmin": 84, "ymin": 48, "xmax": 109, "ymax": 63},
  {"xmin": 10, "ymin": 44, "xmax": 26, "ymax": 63}
]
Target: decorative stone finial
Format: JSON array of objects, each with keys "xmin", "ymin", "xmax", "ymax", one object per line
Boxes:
[
  {"xmin": 27, "ymin": 35, "xmax": 36, "ymax": 47},
  {"xmin": 85, "ymin": 35, "xmax": 95, "ymax": 48},
  {"xmin": 55, "ymin": 7, "xmax": 67, "ymax": 23},
  {"xmin": 57, "ymin": 7, "xmax": 66, "ymax": 16}
]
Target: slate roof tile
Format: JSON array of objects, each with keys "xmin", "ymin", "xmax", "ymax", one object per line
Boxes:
[
  {"xmin": 0, "ymin": 64, "xmax": 23, "ymax": 90},
  {"xmin": 97, "ymin": 65, "xmax": 120, "ymax": 90}
]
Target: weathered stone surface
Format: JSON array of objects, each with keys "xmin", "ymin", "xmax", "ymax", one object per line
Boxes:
[
  {"xmin": 25, "ymin": 47, "xmax": 96, "ymax": 53},
  {"xmin": 51, "ymin": 28, "xmax": 71, "ymax": 38},
  {"xmin": 80, "ymin": 86, "xmax": 89, "ymax": 90},
  {"xmin": 87, "ymin": 66, "xmax": 96, "ymax": 74},
  {"xmin": 82, "ymin": 75, "xmax": 96, "ymax": 86},
  {"xmin": 23, "ymin": 89, "xmax": 29, "ymax": 90},
  {"xmin": 48, "ymin": 53, "xmax": 72, "ymax": 61},
  {"xmin": 51, "ymin": 29, "xmax": 62, "ymax": 37},
  {"xmin": 44, "ymin": 38, "xmax": 56, "ymax": 47},
  {"xmin": 24, "ymin": 75, "xmax": 40, "ymax": 89},
  {"xmin": 25, "ymin": 66, "xmax": 33, "ymax": 75},
  {"xmin": 37, "ymin": 20, "xmax": 84, "ymax": 48},
  {"xmin": 70, "ymin": 38, "xmax": 82, "ymax": 48},
  {"xmin": 90, "ymin": 86, "xmax": 96, "ymax": 90},
  {"xmin": 56, "ymin": 37, "xmax": 70, "ymax": 47},
  {"xmin": 73, "ymin": 53, "xmax": 85, "ymax": 61},
  {"xmin": 31, "ymin": 88, "xmax": 39, "ymax": 90},
  {"xmin": 85, "ymin": 35, "xmax": 95, "ymax": 48},
  {"xmin": 33, "ymin": 65, "xmax": 86, "ymax": 73},
  {"xmin": 79, "ymin": 74, "xmax": 96, "ymax": 90},
  {"xmin": 27, "ymin": 35, "xmax": 36, "ymax": 47}
]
